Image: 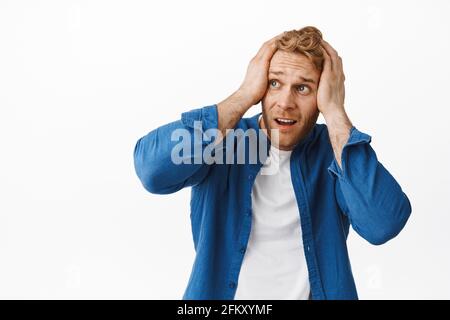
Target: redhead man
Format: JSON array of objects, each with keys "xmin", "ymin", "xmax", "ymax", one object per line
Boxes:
[{"xmin": 134, "ymin": 26, "xmax": 411, "ymax": 300}]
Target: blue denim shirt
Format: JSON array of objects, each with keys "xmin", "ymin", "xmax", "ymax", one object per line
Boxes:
[{"xmin": 133, "ymin": 104, "xmax": 412, "ymax": 300}]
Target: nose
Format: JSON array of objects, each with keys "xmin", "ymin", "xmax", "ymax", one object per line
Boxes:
[{"xmin": 276, "ymin": 88, "xmax": 295, "ymax": 111}]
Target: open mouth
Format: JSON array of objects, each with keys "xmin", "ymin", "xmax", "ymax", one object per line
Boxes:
[{"xmin": 274, "ymin": 118, "xmax": 297, "ymax": 127}]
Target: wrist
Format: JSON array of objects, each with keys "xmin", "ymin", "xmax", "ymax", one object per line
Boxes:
[
  {"xmin": 235, "ymin": 87, "xmax": 260, "ymax": 108},
  {"xmin": 322, "ymin": 106, "xmax": 347, "ymax": 123},
  {"xmin": 323, "ymin": 107, "xmax": 352, "ymax": 133}
]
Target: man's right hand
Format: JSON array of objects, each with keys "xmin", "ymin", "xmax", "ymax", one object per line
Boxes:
[
  {"xmin": 238, "ymin": 34, "xmax": 282, "ymax": 106},
  {"xmin": 216, "ymin": 34, "xmax": 282, "ymax": 138}
]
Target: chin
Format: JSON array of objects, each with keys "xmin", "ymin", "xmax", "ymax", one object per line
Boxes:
[
  {"xmin": 277, "ymin": 144, "xmax": 295, "ymax": 151},
  {"xmin": 271, "ymin": 135, "xmax": 297, "ymax": 150}
]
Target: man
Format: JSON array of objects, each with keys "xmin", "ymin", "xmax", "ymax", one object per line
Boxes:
[{"xmin": 133, "ymin": 26, "xmax": 412, "ymax": 300}]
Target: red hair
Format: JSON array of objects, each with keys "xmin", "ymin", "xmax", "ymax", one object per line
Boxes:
[{"xmin": 276, "ymin": 26, "xmax": 324, "ymax": 72}]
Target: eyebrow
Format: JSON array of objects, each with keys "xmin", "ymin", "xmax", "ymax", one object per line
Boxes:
[{"xmin": 268, "ymin": 70, "xmax": 316, "ymax": 84}]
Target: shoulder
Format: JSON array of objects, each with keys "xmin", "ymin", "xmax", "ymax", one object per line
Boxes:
[{"xmin": 237, "ymin": 112, "xmax": 261, "ymax": 131}]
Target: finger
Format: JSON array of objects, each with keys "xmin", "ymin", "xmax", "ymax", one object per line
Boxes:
[
  {"xmin": 335, "ymin": 55, "xmax": 345, "ymax": 80},
  {"xmin": 256, "ymin": 33, "xmax": 283, "ymax": 60},
  {"xmin": 266, "ymin": 32, "xmax": 284, "ymax": 46},
  {"xmin": 255, "ymin": 37, "xmax": 276, "ymax": 57},
  {"xmin": 321, "ymin": 40, "xmax": 341, "ymax": 70},
  {"xmin": 336, "ymin": 55, "xmax": 343, "ymax": 70},
  {"xmin": 268, "ymin": 32, "xmax": 284, "ymax": 43},
  {"xmin": 320, "ymin": 44, "xmax": 332, "ymax": 71},
  {"xmin": 322, "ymin": 40, "xmax": 339, "ymax": 59}
]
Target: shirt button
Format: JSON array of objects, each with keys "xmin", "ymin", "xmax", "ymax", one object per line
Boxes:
[
  {"xmin": 248, "ymin": 174, "xmax": 253, "ymax": 180},
  {"xmin": 307, "ymin": 246, "xmax": 310, "ymax": 252},
  {"xmin": 246, "ymin": 210, "xmax": 251, "ymax": 217},
  {"xmin": 229, "ymin": 281, "xmax": 236, "ymax": 289},
  {"xmin": 240, "ymin": 247, "xmax": 246, "ymax": 254}
]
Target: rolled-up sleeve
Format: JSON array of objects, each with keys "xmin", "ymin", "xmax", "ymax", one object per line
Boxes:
[
  {"xmin": 134, "ymin": 104, "xmax": 218, "ymax": 195},
  {"xmin": 328, "ymin": 127, "xmax": 412, "ymax": 245}
]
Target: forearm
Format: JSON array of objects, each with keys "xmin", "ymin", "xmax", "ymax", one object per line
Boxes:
[
  {"xmin": 217, "ymin": 90, "xmax": 253, "ymax": 139},
  {"xmin": 323, "ymin": 108, "xmax": 353, "ymax": 169},
  {"xmin": 329, "ymin": 127, "xmax": 412, "ymax": 245}
]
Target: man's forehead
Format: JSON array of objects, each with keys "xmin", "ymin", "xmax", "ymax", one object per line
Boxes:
[{"xmin": 269, "ymin": 50, "xmax": 319, "ymax": 79}]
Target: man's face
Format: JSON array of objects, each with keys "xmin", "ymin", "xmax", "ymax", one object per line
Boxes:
[{"xmin": 260, "ymin": 50, "xmax": 321, "ymax": 150}]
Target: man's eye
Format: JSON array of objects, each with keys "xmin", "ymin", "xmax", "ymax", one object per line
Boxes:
[
  {"xmin": 269, "ymin": 80, "xmax": 279, "ymax": 87},
  {"xmin": 297, "ymin": 84, "xmax": 310, "ymax": 94}
]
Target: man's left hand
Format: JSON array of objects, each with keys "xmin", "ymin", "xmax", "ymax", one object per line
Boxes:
[
  {"xmin": 317, "ymin": 39, "xmax": 353, "ymax": 169},
  {"xmin": 317, "ymin": 40, "xmax": 346, "ymax": 116}
]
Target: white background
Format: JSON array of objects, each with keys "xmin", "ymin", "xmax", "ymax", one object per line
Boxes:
[{"xmin": 0, "ymin": 0, "xmax": 449, "ymax": 299}]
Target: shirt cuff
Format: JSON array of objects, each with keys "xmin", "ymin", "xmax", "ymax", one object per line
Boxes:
[
  {"xmin": 327, "ymin": 126, "xmax": 372, "ymax": 179},
  {"xmin": 181, "ymin": 104, "xmax": 219, "ymax": 132}
]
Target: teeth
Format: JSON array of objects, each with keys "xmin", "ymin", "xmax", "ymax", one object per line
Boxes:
[{"xmin": 276, "ymin": 118, "xmax": 295, "ymax": 124}]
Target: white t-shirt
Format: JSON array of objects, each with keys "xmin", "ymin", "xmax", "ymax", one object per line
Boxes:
[{"xmin": 234, "ymin": 140, "xmax": 310, "ymax": 300}]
